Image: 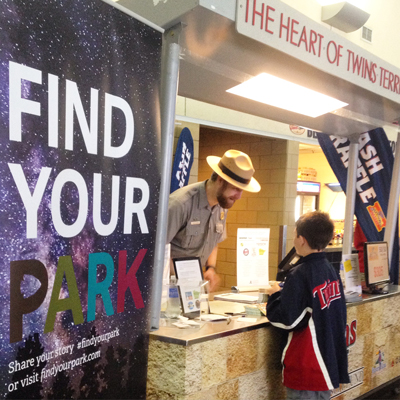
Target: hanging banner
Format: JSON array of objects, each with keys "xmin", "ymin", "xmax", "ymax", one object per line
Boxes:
[
  {"xmin": 317, "ymin": 129, "xmax": 399, "ymax": 284},
  {"xmin": 170, "ymin": 127, "xmax": 194, "ymax": 193},
  {"xmin": 1, "ymin": 0, "xmax": 161, "ymax": 398}
]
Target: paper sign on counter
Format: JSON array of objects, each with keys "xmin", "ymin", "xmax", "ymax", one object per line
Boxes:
[{"xmin": 237, "ymin": 228, "xmax": 270, "ymax": 287}]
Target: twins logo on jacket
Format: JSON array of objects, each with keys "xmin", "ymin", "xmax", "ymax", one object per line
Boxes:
[{"xmin": 313, "ymin": 279, "xmax": 341, "ymax": 309}]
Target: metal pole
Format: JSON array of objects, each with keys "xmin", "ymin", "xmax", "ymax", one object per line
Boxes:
[
  {"xmin": 150, "ymin": 23, "xmax": 182, "ymax": 330},
  {"xmin": 384, "ymin": 130, "xmax": 400, "ymax": 265},
  {"xmin": 342, "ymin": 136, "xmax": 359, "ymax": 255}
]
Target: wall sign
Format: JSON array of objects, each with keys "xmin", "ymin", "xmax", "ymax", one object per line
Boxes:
[{"xmin": 236, "ymin": 0, "xmax": 400, "ymax": 105}]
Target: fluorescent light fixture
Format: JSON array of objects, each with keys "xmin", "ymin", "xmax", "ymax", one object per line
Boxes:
[
  {"xmin": 227, "ymin": 73, "xmax": 348, "ymax": 118},
  {"xmin": 325, "ymin": 183, "xmax": 343, "ymax": 192},
  {"xmin": 297, "ymin": 181, "xmax": 321, "ymax": 193}
]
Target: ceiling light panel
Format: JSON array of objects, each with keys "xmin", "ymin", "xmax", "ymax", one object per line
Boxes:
[{"xmin": 227, "ymin": 73, "xmax": 348, "ymax": 118}]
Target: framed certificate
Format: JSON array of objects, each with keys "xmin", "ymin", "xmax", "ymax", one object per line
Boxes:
[
  {"xmin": 364, "ymin": 241, "xmax": 390, "ymax": 287},
  {"xmin": 172, "ymin": 257, "xmax": 205, "ymax": 318}
]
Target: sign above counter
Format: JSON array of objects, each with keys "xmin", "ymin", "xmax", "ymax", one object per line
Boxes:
[{"xmin": 236, "ymin": 0, "xmax": 400, "ymax": 106}]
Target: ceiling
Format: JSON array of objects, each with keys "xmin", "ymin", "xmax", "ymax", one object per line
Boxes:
[{"xmin": 110, "ymin": 0, "xmax": 400, "ymax": 138}]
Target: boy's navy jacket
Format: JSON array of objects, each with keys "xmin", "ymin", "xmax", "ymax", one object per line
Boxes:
[{"xmin": 267, "ymin": 252, "xmax": 350, "ymax": 391}]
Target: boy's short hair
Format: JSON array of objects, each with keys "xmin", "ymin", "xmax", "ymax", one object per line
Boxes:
[{"xmin": 295, "ymin": 211, "xmax": 334, "ymax": 251}]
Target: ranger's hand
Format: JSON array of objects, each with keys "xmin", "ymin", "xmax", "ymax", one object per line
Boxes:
[{"xmin": 204, "ymin": 267, "xmax": 221, "ymax": 292}]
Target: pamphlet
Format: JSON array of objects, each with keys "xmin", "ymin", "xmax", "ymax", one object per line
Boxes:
[
  {"xmin": 341, "ymin": 254, "xmax": 362, "ymax": 298},
  {"xmin": 209, "ymin": 300, "xmax": 246, "ymax": 315},
  {"xmin": 213, "ymin": 293, "xmax": 258, "ymax": 304}
]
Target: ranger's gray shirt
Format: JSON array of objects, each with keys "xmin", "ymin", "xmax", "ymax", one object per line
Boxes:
[{"xmin": 167, "ymin": 181, "xmax": 227, "ymax": 267}]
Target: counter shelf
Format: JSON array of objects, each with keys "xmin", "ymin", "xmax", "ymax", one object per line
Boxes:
[{"xmin": 152, "ymin": 315, "xmax": 268, "ymax": 347}]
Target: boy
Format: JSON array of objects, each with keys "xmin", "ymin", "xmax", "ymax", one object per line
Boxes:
[{"xmin": 267, "ymin": 211, "xmax": 350, "ymax": 400}]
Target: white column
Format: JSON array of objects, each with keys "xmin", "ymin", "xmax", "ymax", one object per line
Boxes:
[{"xmin": 342, "ymin": 136, "xmax": 359, "ymax": 255}]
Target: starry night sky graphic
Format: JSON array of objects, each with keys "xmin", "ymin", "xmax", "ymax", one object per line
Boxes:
[{"xmin": 0, "ymin": 0, "xmax": 161, "ymax": 396}]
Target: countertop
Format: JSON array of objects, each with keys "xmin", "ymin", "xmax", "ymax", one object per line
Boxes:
[{"xmin": 150, "ymin": 285, "xmax": 400, "ymax": 346}]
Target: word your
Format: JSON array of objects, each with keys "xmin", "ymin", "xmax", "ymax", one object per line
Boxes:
[
  {"xmin": 9, "ymin": 165, "xmax": 149, "ymax": 238},
  {"xmin": 9, "ymin": 250, "xmax": 146, "ymax": 343}
]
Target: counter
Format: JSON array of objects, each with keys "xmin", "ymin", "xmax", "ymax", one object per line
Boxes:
[{"xmin": 146, "ymin": 285, "xmax": 400, "ymax": 400}]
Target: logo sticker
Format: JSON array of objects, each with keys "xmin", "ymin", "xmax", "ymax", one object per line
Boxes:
[
  {"xmin": 367, "ymin": 201, "xmax": 386, "ymax": 232},
  {"xmin": 289, "ymin": 125, "xmax": 305, "ymax": 135}
]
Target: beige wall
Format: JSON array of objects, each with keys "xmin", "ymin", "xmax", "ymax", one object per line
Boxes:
[{"xmin": 198, "ymin": 127, "xmax": 299, "ymax": 291}]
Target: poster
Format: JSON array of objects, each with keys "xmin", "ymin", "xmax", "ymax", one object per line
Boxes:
[
  {"xmin": 1, "ymin": 0, "xmax": 161, "ymax": 398},
  {"xmin": 236, "ymin": 228, "xmax": 270, "ymax": 286}
]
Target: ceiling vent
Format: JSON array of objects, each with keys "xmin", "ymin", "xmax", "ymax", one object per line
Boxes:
[
  {"xmin": 321, "ymin": 2, "xmax": 370, "ymax": 33},
  {"xmin": 362, "ymin": 26, "xmax": 372, "ymax": 43}
]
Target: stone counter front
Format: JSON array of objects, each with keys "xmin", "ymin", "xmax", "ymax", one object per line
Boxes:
[
  {"xmin": 146, "ymin": 325, "xmax": 285, "ymax": 400},
  {"xmin": 147, "ymin": 288, "xmax": 400, "ymax": 400},
  {"xmin": 334, "ymin": 293, "xmax": 400, "ymax": 400}
]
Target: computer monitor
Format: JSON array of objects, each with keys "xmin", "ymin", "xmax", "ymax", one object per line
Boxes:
[
  {"xmin": 363, "ymin": 241, "xmax": 390, "ymax": 294},
  {"xmin": 276, "ymin": 247, "xmax": 303, "ymax": 281}
]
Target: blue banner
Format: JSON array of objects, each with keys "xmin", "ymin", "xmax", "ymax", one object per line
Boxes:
[
  {"xmin": 317, "ymin": 128, "xmax": 399, "ymax": 283},
  {"xmin": 170, "ymin": 128, "xmax": 194, "ymax": 193}
]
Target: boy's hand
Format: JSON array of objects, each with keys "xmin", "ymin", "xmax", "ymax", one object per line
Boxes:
[{"xmin": 267, "ymin": 281, "xmax": 282, "ymax": 295}]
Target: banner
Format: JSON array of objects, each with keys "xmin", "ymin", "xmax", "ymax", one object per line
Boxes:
[
  {"xmin": 1, "ymin": 1, "xmax": 161, "ymax": 398},
  {"xmin": 317, "ymin": 129, "xmax": 399, "ymax": 284},
  {"xmin": 170, "ymin": 127, "xmax": 194, "ymax": 193}
]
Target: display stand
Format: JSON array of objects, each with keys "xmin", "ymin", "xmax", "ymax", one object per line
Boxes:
[
  {"xmin": 362, "ymin": 283, "xmax": 389, "ymax": 295},
  {"xmin": 172, "ymin": 257, "xmax": 207, "ymax": 318}
]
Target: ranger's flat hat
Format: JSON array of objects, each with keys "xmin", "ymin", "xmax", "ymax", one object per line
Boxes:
[{"xmin": 207, "ymin": 149, "xmax": 261, "ymax": 193}]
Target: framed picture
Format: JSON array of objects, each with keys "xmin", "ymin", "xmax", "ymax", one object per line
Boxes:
[{"xmin": 364, "ymin": 241, "xmax": 390, "ymax": 287}]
